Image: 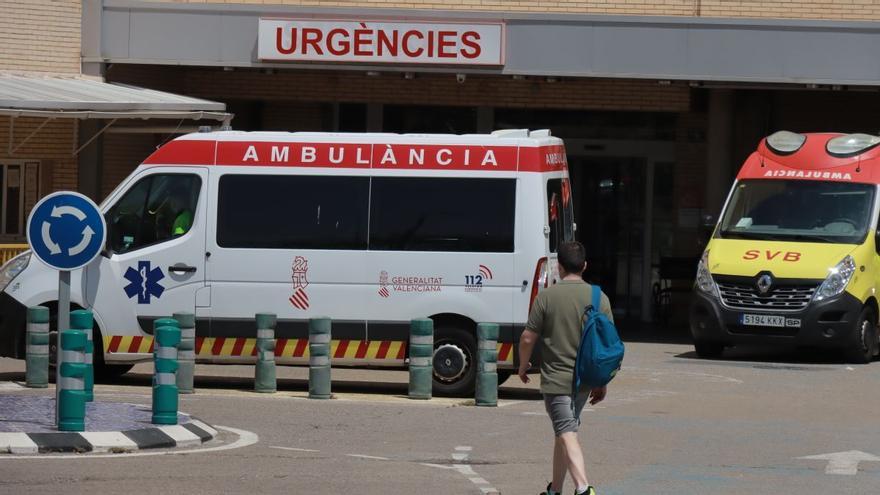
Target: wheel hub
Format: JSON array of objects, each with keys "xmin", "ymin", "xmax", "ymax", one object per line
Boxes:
[{"xmin": 433, "ymin": 343, "xmax": 468, "ymax": 383}]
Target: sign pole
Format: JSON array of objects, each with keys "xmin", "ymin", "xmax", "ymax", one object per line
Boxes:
[{"xmin": 55, "ymin": 270, "xmax": 71, "ymax": 424}]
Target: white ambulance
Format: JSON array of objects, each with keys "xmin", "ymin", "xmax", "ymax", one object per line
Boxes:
[{"xmin": 0, "ymin": 129, "xmax": 574, "ymax": 395}]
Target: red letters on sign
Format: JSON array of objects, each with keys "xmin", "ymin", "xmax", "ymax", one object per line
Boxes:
[{"xmin": 742, "ymin": 250, "xmax": 802, "ymax": 262}]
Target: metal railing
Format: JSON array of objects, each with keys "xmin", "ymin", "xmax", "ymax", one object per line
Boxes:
[{"xmin": 0, "ymin": 244, "xmax": 29, "ymax": 266}]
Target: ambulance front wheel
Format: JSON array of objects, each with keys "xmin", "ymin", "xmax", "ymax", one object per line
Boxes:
[
  {"xmin": 43, "ymin": 302, "xmax": 134, "ymax": 380},
  {"xmin": 432, "ymin": 327, "xmax": 477, "ymax": 396},
  {"xmin": 844, "ymin": 306, "xmax": 877, "ymax": 364},
  {"xmin": 693, "ymin": 340, "xmax": 725, "ymax": 359}
]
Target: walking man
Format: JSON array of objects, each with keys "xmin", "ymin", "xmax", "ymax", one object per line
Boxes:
[{"xmin": 518, "ymin": 241, "xmax": 614, "ymax": 495}]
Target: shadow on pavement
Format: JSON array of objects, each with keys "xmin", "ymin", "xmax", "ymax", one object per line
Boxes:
[{"xmin": 672, "ymin": 344, "xmax": 871, "ymax": 367}]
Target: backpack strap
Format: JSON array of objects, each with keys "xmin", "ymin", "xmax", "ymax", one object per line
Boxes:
[{"xmin": 590, "ymin": 284, "xmax": 601, "ymax": 312}]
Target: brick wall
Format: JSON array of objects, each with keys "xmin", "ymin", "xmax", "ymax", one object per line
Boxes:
[
  {"xmin": 154, "ymin": 0, "xmax": 880, "ymax": 21},
  {"xmin": 0, "ymin": 116, "xmax": 78, "ymax": 240},
  {"xmin": 108, "ymin": 65, "xmax": 691, "ymax": 113},
  {"xmin": 102, "ymin": 134, "xmax": 160, "ymax": 200},
  {"xmin": 0, "ymin": 0, "xmax": 81, "ymax": 73}
]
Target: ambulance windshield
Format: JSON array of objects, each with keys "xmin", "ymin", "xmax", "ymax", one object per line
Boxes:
[{"xmin": 718, "ymin": 179, "xmax": 875, "ymax": 244}]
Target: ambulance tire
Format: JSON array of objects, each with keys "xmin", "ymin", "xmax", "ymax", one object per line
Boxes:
[
  {"xmin": 44, "ymin": 302, "xmax": 133, "ymax": 380},
  {"xmin": 844, "ymin": 306, "xmax": 877, "ymax": 364},
  {"xmin": 432, "ymin": 327, "xmax": 477, "ymax": 397},
  {"xmin": 693, "ymin": 340, "xmax": 725, "ymax": 359},
  {"xmin": 497, "ymin": 371, "xmax": 512, "ymax": 386}
]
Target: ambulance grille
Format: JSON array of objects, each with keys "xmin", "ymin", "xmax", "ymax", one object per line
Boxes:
[{"xmin": 716, "ymin": 282, "xmax": 817, "ymax": 312}]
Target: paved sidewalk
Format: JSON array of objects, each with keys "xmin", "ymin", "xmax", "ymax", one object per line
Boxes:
[{"xmin": 0, "ymin": 393, "xmax": 217, "ymax": 454}]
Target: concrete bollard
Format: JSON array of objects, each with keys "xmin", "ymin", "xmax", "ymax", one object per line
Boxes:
[
  {"xmin": 254, "ymin": 313, "xmax": 277, "ymax": 393},
  {"xmin": 475, "ymin": 323, "xmax": 499, "ymax": 407},
  {"xmin": 408, "ymin": 318, "xmax": 433, "ymax": 400},
  {"xmin": 308, "ymin": 317, "xmax": 331, "ymax": 399},
  {"xmin": 152, "ymin": 324, "xmax": 180, "ymax": 425},
  {"xmin": 25, "ymin": 306, "xmax": 50, "ymax": 388},
  {"xmin": 70, "ymin": 310, "xmax": 94, "ymax": 402},
  {"xmin": 173, "ymin": 312, "xmax": 196, "ymax": 394},
  {"xmin": 58, "ymin": 329, "xmax": 87, "ymax": 431}
]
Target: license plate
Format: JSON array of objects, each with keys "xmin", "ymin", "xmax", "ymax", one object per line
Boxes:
[{"xmin": 740, "ymin": 314, "xmax": 801, "ymax": 328}]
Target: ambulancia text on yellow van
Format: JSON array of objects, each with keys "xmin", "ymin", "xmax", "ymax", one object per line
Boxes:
[{"xmin": 690, "ymin": 131, "xmax": 880, "ymax": 363}]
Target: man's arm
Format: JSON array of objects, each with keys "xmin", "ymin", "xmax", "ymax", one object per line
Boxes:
[{"xmin": 517, "ymin": 328, "xmax": 539, "ymax": 383}]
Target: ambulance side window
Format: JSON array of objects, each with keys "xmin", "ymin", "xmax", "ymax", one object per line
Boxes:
[
  {"xmin": 369, "ymin": 177, "xmax": 515, "ymax": 252},
  {"xmin": 217, "ymin": 175, "xmax": 369, "ymax": 249},
  {"xmin": 106, "ymin": 174, "xmax": 201, "ymax": 254},
  {"xmin": 546, "ymin": 178, "xmax": 574, "ymax": 253}
]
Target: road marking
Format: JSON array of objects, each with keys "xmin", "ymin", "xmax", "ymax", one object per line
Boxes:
[
  {"xmin": 0, "ymin": 425, "xmax": 258, "ymax": 460},
  {"xmin": 0, "ymin": 382, "xmax": 25, "ymax": 391},
  {"xmin": 346, "ymin": 454, "xmax": 390, "ymax": 461},
  {"xmin": 270, "ymin": 446, "xmax": 320, "ymax": 453},
  {"xmin": 798, "ymin": 450, "xmax": 880, "ymax": 475},
  {"xmin": 449, "ymin": 446, "xmax": 500, "ymax": 494}
]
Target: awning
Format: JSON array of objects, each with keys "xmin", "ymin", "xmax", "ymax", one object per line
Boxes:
[
  {"xmin": 0, "ymin": 74, "xmax": 232, "ymax": 155},
  {"xmin": 0, "ymin": 74, "xmax": 230, "ymax": 122}
]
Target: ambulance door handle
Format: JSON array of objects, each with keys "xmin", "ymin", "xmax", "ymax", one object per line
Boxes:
[{"xmin": 169, "ymin": 264, "xmax": 197, "ymax": 274}]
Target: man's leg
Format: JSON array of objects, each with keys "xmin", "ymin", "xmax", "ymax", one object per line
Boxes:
[
  {"xmin": 558, "ymin": 431, "xmax": 589, "ymax": 489},
  {"xmin": 550, "ymin": 436, "xmax": 567, "ymax": 492}
]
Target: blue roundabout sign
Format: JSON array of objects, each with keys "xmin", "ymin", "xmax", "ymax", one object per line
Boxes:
[{"xmin": 27, "ymin": 191, "xmax": 107, "ymax": 271}]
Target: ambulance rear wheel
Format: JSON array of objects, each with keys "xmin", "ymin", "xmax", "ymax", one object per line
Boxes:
[
  {"xmin": 693, "ymin": 340, "xmax": 725, "ymax": 359},
  {"xmin": 844, "ymin": 307, "xmax": 877, "ymax": 364},
  {"xmin": 432, "ymin": 327, "xmax": 477, "ymax": 396}
]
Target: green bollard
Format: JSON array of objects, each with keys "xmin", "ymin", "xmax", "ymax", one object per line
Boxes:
[
  {"xmin": 173, "ymin": 312, "xmax": 196, "ymax": 394},
  {"xmin": 255, "ymin": 313, "xmax": 277, "ymax": 393},
  {"xmin": 476, "ymin": 323, "xmax": 499, "ymax": 407},
  {"xmin": 70, "ymin": 310, "xmax": 94, "ymax": 402},
  {"xmin": 152, "ymin": 325, "xmax": 181, "ymax": 425},
  {"xmin": 58, "ymin": 329, "xmax": 87, "ymax": 431},
  {"xmin": 308, "ymin": 317, "xmax": 331, "ymax": 399},
  {"xmin": 408, "ymin": 318, "xmax": 433, "ymax": 400},
  {"xmin": 25, "ymin": 306, "xmax": 50, "ymax": 388}
]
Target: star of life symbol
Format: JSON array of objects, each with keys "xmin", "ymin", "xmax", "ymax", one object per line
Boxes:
[
  {"xmin": 378, "ymin": 270, "xmax": 390, "ymax": 298},
  {"xmin": 289, "ymin": 256, "xmax": 310, "ymax": 310},
  {"xmin": 123, "ymin": 261, "xmax": 165, "ymax": 304}
]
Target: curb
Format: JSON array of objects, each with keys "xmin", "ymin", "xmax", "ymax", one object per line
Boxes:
[{"xmin": 0, "ymin": 419, "xmax": 217, "ymax": 454}]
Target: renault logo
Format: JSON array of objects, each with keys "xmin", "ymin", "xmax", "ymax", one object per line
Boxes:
[{"xmin": 756, "ymin": 274, "xmax": 773, "ymax": 295}]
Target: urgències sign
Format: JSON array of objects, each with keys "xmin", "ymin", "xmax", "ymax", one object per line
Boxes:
[{"xmin": 258, "ymin": 19, "xmax": 505, "ymax": 66}]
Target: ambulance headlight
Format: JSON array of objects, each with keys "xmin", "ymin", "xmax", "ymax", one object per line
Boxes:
[
  {"xmin": 0, "ymin": 252, "xmax": 30, "ymax": 292},
  {"xmin": 826, "ymin": 134, "xmax": 880, "ymax": 157},
  {"xmin": 695, "ymin": 251, "xmax": 718, "ymax": 297},
  {"xmin": 766, "ymin": 131, "xmax": 806, "ymax": 155},
  {"xmin": 814, "ymin": 255, "xmax": 856, "ymax": 302}
]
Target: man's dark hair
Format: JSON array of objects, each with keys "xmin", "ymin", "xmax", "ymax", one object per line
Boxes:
[{"xmin": 558, "ymin": 241, "xmax": 586, "ymax": 274}]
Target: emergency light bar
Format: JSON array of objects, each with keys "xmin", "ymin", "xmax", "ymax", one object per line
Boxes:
[
  {"xmin": 826, "ymin": 133, "xmax": 880, "ymax": 157},
  {"xmin": 765, "ymin": 130, "xmax": 806, "ymax": 155}
]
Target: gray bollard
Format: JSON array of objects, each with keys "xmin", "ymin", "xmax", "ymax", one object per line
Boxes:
[
  {"xmin": 70, "ymin": 310, "xmax": 94, "ymax": 402},
  {"xmin": 308, "ymin": 317, "xmax": 331, "ymax": 399},
  {"xmin": 25, "ymin": 306, "xmax": 50, "ymax": 388},
  {"xmin": 476, "ymin": 323, "xmax": 499, "ymax": 407},
  {"xmin": 254, "ymin": 313, "xmax": 277, "ymax": 393},
  {"xmin": 174, "ymin": 312, "xmax": 196, "ymax": 394},
  {"xmin": 408, "ymin": 318, "xmax": 433, "ymax": 400}
]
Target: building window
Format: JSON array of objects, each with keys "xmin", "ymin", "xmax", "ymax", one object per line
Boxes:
[{"xmin": 0, "ymin": 161, "xmax": 38, "ymax": 236}]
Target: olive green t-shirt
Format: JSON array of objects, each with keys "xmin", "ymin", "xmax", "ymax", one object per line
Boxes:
[{"xmin": 526, "ymin": 280, "xmax": 614, "ymax": 395}]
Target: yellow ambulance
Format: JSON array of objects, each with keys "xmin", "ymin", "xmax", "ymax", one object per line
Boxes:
[{"xmin": 691, "ymin": 131, "xmax": 880, "ymax": 363}]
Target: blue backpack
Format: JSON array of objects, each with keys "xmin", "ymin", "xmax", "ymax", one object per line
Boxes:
[{"xmin": 573, "ymin": 285, "xmax": 625, "ymax": 397}]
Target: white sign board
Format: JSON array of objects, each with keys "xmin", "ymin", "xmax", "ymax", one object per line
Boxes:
[{"xmin": 258, "ymin": 19, "xmax": 505, "ymax": 66}]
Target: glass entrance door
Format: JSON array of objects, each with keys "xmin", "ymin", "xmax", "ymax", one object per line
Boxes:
[{"xmin": 569, "ymin": 156, "xmax": 648, "ymax": 321}]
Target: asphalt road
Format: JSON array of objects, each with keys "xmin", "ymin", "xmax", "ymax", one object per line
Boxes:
[{"xmin": 1, "ymin": 340, "xmax": 879, "ymax": 495}]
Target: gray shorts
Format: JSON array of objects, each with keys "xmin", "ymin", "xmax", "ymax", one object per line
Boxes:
[{"xmin": 543, "ymin": 393, "xmax": 589, "ymax": 436}]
